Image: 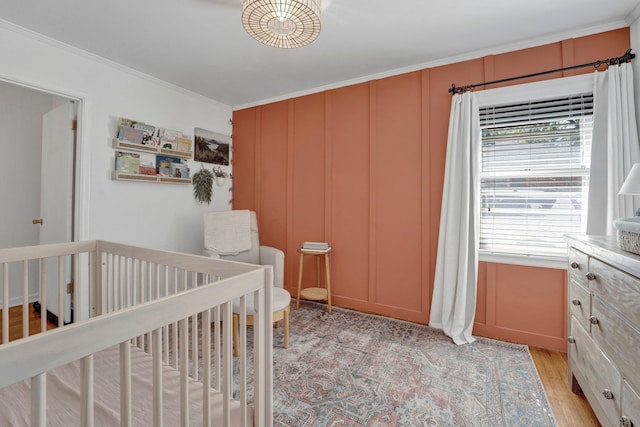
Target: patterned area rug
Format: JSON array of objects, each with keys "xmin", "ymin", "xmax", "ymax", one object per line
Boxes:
[{"xmin": 243, "ymin": 301, "xmax": 557, "ymax": 426}]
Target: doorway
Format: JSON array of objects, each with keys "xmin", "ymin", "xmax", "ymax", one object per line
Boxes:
[{"xmin": 0, "ymin": 79, "xmax": 79, "ymax": 322}]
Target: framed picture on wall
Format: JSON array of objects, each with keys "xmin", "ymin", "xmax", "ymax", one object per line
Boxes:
[{"xmin": 194, "ymin": 128, "xmax": 230, "ymax": 165}]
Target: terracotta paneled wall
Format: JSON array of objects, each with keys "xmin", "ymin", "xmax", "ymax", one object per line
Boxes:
[
  {"xmin": 232, "ymin": 28, "xmax": 630, "ymax": 351},
  {"xmin": 326, "ymin": 84, "xmax": 371, "ymax": 304}
]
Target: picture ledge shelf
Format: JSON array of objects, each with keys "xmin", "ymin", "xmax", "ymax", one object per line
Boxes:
[
  {"xmin": 112, "ymin": 139, "xmax": 192, "ymax": 159},
  {"xmin": 111, "ymin": 171, "xmax": 192, "ymax": 185}
]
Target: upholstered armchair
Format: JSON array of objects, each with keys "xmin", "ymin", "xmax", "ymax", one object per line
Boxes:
[{"xmin": 203, "ymin": 210, "xmax": 290, "ymax": 356}]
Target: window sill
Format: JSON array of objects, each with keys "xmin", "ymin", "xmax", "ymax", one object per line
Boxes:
[{"xmin": 478, "ymin": 252, "xmax": 567, "ymax": 270}]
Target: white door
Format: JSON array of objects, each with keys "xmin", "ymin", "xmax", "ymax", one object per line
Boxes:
[{"xmin": 39, "ymin": 101, "xmax": 76, "ymax": 323}]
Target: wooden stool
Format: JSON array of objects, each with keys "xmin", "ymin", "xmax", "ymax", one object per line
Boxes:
[{"xmin": 296, "ymin": 247, "xmax": 332, "ymax": 313}]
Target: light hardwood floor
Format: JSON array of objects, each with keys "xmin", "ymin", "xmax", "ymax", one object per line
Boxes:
[
  {"xmin": 530, "ymin": 346, "xmax": 599, "ymax": 426},
  {"xmin": 1, "ymin": 306, "xmax": 599, "ymax": 425}
]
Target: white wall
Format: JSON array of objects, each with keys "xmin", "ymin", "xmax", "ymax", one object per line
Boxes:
[{"xmin": 0, "ymin": 22, "xmax": 233, "ymax": 256}]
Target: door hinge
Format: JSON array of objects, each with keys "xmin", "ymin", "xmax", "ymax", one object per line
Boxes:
[
  {"xmin": 67, "ymin": 282, "xmax": 74, "ymax": 294},
  {"xmin": 71, "ymin": 119, "xmax": 77, "ymax": 131}
]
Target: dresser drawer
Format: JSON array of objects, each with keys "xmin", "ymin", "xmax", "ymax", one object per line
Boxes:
[
  {"xmin": 622, "ymin": 380, "xmax": 640, "ymax": 427},
  {"xmin": 569, "ymin": 281, "xmax": 591, "ymax": 331},
  {"xmin": 570, "ymin": 318, "xmax": 621, "ymax": 427},
  {"xmin": 591, "ymin": 299, "xmax": 640, "ymax": 392},
  {"xmin": 590, "ymin": 258, "xmax": 640, "ymax": 328},
  {"xmin": 568, "ymin": 248, "xmax": 589, "ymax": 287}
]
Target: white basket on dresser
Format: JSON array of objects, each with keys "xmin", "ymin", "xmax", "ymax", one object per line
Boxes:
[
  {"xmin": 614, "ymin": 217, "xmax": 640, "ymax": 256},
  {"xmin": 566, "ymin": 235, "xmax": 640, "ymax": 427}
]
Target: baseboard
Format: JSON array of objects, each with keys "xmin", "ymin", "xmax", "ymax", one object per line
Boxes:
[{"xmin": 0, "ymin": 292, "xmax": 41, "ymax": 308}]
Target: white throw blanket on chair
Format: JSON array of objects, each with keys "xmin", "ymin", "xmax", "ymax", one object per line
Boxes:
[{"xmin": 204, "ymin": 210, "xmax": 252, "ymax": 255}]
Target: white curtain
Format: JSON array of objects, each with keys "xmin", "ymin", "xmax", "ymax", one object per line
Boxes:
[
  {"xmin": 587, "ymin": 62, "xmax": 640, "ymax": 235},
  {"xmin": 429, "ymin": 92, "xmax": 481, "ymax": 345}
]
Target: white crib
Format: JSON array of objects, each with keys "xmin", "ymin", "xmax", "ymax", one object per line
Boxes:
[{"xmin": 0, "ymin": 240, "xmax": 273, "ymax": 426}]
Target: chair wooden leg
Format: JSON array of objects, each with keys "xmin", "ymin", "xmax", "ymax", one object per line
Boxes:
[
  {"xmin": 283, "ymin": 306, "xmax": 290, "ymax": 349},
  {"xmin": 232, "ymin": 313, "xmax": 240, "ymax": 357}
]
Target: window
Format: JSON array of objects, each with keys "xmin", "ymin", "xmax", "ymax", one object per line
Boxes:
[{"xmin": 479, "ymin": 94, "xmax": 593, "ymax": 259}]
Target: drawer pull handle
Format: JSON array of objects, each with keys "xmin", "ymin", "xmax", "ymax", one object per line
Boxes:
[
  {"xmin": 589, "ymin": 316, "xmax": 599, "ymax": 325},
  {"xmin": 571, "ymin": 299, "xmax": 581, "ymax": 306},
  {"xmin": 621, "ymin": 416, "xmax": 633, "ymax": 427},
  {"xmin": 586, "ymin": 272, "xmax": 596, "ymax": 280},
  {"xmin": 570, "ymin": 262, "xmax": 579, "ymax": 269},
  {"xmin": 602, "ymin": 389, "xmax": 614, "ymax": 400},
  {"xmin": 568, "ymin": 336, "xmax": 576, "ymax": 344}
]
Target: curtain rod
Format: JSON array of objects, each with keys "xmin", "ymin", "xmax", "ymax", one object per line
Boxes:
[{"xmin": 448, "ymin": 49, "xmax": 635, "ymax": 95}]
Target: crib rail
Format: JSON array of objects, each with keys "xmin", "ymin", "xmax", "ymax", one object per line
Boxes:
[{"xmin": 0, "ymin": 240, "xmax": 273, "ymax": 427}]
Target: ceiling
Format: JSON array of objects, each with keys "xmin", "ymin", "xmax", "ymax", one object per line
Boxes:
[{"xmin": 1, "ymin": 0, "xmax": 640, "ymax": 108}]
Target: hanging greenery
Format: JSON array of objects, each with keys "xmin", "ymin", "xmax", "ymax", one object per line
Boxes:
[{"xmin": 192, "ymin": 167, "xmax": 214, "ymax": 204}]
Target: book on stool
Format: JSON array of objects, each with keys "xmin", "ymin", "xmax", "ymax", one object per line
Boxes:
[{"xmin": 302, "ymin": 241, "xmax": 329, "ymax": 250}]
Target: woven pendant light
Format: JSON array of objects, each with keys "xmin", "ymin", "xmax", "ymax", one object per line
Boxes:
[{"xmin": 242, "ymin": 0, "xmax": 321, "ymax": 49}]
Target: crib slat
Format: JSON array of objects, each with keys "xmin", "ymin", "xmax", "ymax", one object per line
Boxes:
[
  {"xmin": 213, "ymin": 304, "xmax": 220, "ymax": 391},
  {"xmin": 2, "ymin": 262, "xmax": 8, "ymax": 344},
  {"xmin": 58, "ymin": 256, "xmax": 64, "ymax": 327},
  {"xmin": 264, "ymin": 270, "xmax": 274, "ymax": 427},
  {"xmin": 145, "ymin": 262, "xmax": 153, "ymax": 350},
  {"xmin": 73, "ymin": 253, "xmax": 79, "ymax": 322},
  {"xmin": 120, "ymin": 256, "xmax": 126, "ymax": 309},
  {"xmin": 139, "ymin": 261, "xmax": 146, "ymax": 350},
  {"xmin": 171, "ymin": 267, "xmax": 179, "ymax": 369},
  {"xmin": 239, "ymin": 295, "xmax": 247, "ymax": 426},
  {"xmin": 206, "ymin": 274, "xmax": 220, "ymax": 391},
  {"xmin": 153, "ymin": 328, "xmax": 163, "ymax": 427},
  {"xmin": 222, "ymin": 301, "xmax": 232, "ymax": 426},
  {"xmin": 202, "ymin": 308, "xmax": 211, "ymax": 427},
  {"xmin": 120, "ymin": 340, "xmax": 132, "ymax": 427},
  {"xmin": 80, "ymin": 355, "xmax": 94, "ymax": 427},
  {"xmin": 253, "ymin": 265, "xmax": 274, "ymax": 427},
  {"xmin": 121, "ymin": 255, "xmax": 126, "ymax": 310},
  {"xmin": 163, "ymin": 266, "xmax": 169, "ymax": 363},
  {"xmin": 155, "ymin": 264, "xmax": 161, "ymax": 304},
  {"xmin": 191, "ymin": 314, "xmax": 198, "ymax": 379},
  {"xmin": 116, "ymin": 255, "xmax": 123, "ymax": 311},
  {"xmin": 252, "ymin": 289, "xmax": 263, "ymax": 427},
  {"xmin": 23, "ymin": 261, "xmax": 29, "ymax": 339},
  {"xmin": 107, "ymin": 253, "xmax": 113, "ymax": 313},
  {"xmin": 191, "ymin": 271, "xmax": 198, "ymax": 381},
  {"xmin": 171, "ymin": 321, "xmax": 179, "ymax": 369},
  {"xmin": 90, "ymin": 250, "xmax": 98, "ymax": 318},
  {"xmin": 132, "ymin": 259, "xmax": 138, "ymax": 312},
  {"xmin": 99, "ymin": 251, "xmax": 107, "ymax": 315},
  {"xmin": 179, "ymin": 317, "xmax": 189, "ymax": 427},
  {"xmin": 40, "ymin": 259, "xmax": 47, "ymax": 333},
  {"xmin": 112, "ymin": 254, "xmax": 117, "ymax": 312},
  {"xmin": 31, "ymin": 373, "xmax": 46, "ymax": 427}
]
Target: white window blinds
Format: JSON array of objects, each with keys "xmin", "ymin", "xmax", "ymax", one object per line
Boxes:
[{"xmin": 479, "ymin": 94, "xmax": 593, "ymax": 258}]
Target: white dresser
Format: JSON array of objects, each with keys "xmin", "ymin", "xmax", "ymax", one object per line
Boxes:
[{"xmin": 566, "ymin": 235, "xmax": 640, "ymax": 427}]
